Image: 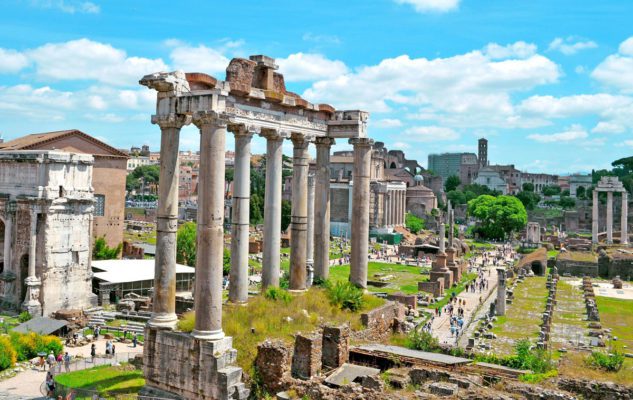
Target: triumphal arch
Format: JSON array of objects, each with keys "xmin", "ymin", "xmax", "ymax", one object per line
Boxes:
[{"xmin": 140, "ymin": 55, "xmax": 371, "ymax": 399}]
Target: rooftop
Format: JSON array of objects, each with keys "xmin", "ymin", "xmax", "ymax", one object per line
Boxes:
[
  {"xmin": 13, "ymin": 317, "xmax": 68, "ymax": 335},
  {"xmin": 92, "ymin": 259, "xmax": 194, "ymax": 284}
]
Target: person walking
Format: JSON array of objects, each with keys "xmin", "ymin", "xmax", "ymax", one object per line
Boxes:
[
  {"xmin": 47, "ymin": 351, "xmax": 56, "ymax": 371},
  {"xmin": 90, "ymin": 343, "xmax": 96, "ymax": 363},
  {"xmin": 63, "ymin": 352, "xmax": 71, "ymax": 373},
  {"xmin": 133, "ymin": 334, "xmax": 138, "ymax": 348}
]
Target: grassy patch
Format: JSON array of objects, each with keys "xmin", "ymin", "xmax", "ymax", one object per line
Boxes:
[
  {"xmin": 596, "ymin": 296, "xmax": 633, "ymax": 348},
  {"xmin": 54, "ymin": 364, "xmax": 144, "ymax": 396},
  {"xmin": 559, "ymin": 352, "xmax": 633, "ymax": 385},
  {"xmin": 123, "ymin": 229, "xmax": 156, "ymax": 245},
  {"xmin": 178, "ymin": 288, "xmax": 384, "ymax": 372},
  {"xmin": 328, "ymin": 262, "xmax": 428, "ymax": 295}
]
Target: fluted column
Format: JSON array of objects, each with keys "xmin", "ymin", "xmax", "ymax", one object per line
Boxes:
[
  {"xmin": 149, "ymin": 113, "xmax": 189, "ymax": 329},
  {"xmin": 607, "ymin": 191, "xmax": 613, "ymax": 244},
  {"xmin": 3, "ymin": 209, "xmax": 12, "ymax": 276},
  {"xmin": 192, "ymin": 112, "xmax": 226, "ymax": 340},
  {"xmin": 349, "ymin": 138, "xmax": 374, "ymax": 289},
  {"xmin": 306, "ymin": 173, "xmax": 315, "ymax": 287},
  {"xmin": 262, "ymin": 130, "xmax": 285, "ymax": 288},
  {"xmin": 314, "ymin": 137, "xmax": 334, "ymax": 281},
  {"xmin": 228, "ymin": 127, "xmax": 253, "ymax": 304},
  {"xmin": 622, "ymin": 192, "xmax": 628, "ymax": 245},
  {"xmin": 289, "ymin": 134, "xmax": 310, "ymax": 291},
  {"xmin": 592, "ymin": 190, "xmax": 599, "ymax": 243},
  {"xmin": 22, "ymin": 207, "xmax": 41, "ymax": 315}
]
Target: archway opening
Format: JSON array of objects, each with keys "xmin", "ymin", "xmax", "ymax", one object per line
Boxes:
[
  {"xmin": 531, "ymin": 261, "xmax": 544, "ymax": 276},
  {"xmin": 20, "ymin": 254, "xmax": 28, "ymax": 302}
]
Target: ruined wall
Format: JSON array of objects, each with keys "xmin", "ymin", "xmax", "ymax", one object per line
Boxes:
[
  {"xmin": 357, "ymin": 301, "xmax": 405, "ymax": 341},
  {"xmin": 556, "ymin": 259, "xmax": 598, "ymax": 277},
  {"xmin": 92, "ymin": 156, "xmax": 127, "ymax": 249}
]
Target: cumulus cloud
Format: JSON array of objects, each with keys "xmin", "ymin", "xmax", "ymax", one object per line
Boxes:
[
  {"xmin": 527, "ymin": 124, "xmax": 588, "ymax": 143},
  {"xmin": 0, "ymin": 48, "xmax": 30, "ymax": 73},
  {"xmin": 277, "ymin": 53, "xmax": 348, "ymax": 82},
  {"xmin": 403, "ymin": 126, "xmax": 459, "ymax": 142},
  {"xmin": 484, "ymin": 42, "xmax": 537, "ymax": 60},
  {"xmin": 625, "ymin": 140, "xmax": 633, "ymax": 148},
  {"xmin": 548, "ymin": 37, "xmax": 597, "ymax": 55},
  {"xmin": 591, "ymin": 121, "xmax": 626, "ymax": 134},
  {"xmin": 26, "ymin": 38, "xmax": 167, "ymax": 86},
  {"xmin": 394, "ymin": 0, "xmax": 460, "ymax": 13},
  {"xmin": 169, "ymin": 44, "xmax": 230, "ymax": 75},
  {"xmin": 592, "ymin": 36, "xmax": 633, "ymax": 93},
  {"xmin": 30, "ymin": 0, "xmax": 100, "ymax": 14},
  {"xmin": 518, "ymin": 94, "xmax": 633, "ymax": 118},
  {"xmin": 372, "ymin": 118, "xmax": 403, "ymax": 128}
]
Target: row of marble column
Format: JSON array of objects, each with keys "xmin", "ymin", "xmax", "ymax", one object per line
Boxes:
[
  {"xmin": 384, "ymin": 189, "xmax": 406, "ymax": 227},
  {"xmin": 148, "ymin": 112, "xmax": 374, "ymax": 341},
  {"xmin": 592, "ymin": 190, "xmax": 628, "ymax": 245}
]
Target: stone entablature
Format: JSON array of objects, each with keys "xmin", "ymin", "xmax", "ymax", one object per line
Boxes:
[{"xmin": 0, "ymin": 150, "xmax": 96, "ymax": 315}]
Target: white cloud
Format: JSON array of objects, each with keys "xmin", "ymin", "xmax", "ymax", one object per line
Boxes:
[
  {"xmin": 625, "ymin": 140, "xmax": 633, "ymax": 148},
  {"xmin": 392, "ymin": 141, "xmax": 410, "ymax": 149},
  {"xmin": 169, "ymin": 44, "xmax": 230, "ymax": 75},
  {"xmin": 30, "ymin": 0, "xmax": 100, "ymax": 14},
  {"xmin": 548, "ymin": 37, "xmax": 597, "ymax": 55},
  {"xmin": 303, "ymin": 43, "xmax": 559, "ymax": 129},
  {"xmin": 0, "ymin": 48, "xmax": 30, "ymax": 73},
  {"xmin": 277, "ymin": 53, "xmax": 348, "ymax": 82},
  {"xmin": 403, "ymin": 126, "xmax": 459, "ymax": 142},
  {"xmin": 484, "ymin": 42, "xmax": 537, "ymax": 60},
  {"xmin": 592, "ymin": 121, "xmax": 626, "ymax": 134},
  {"xmin": 592, "ymin": 36, "xmax": 633, "ymax": 93},
  {"xmin": 372, "ymin": 118, "xmax": 403, "ymax": 128},
  {"xmin": 527, "ymin": 124, "xmax": 588, "ymax": 143},
  {"xmin": 518, "ymin": 94, "xmax": 633, "ymax": 118},
  {"xmin": 394, "ymin": 0, "xmax": 460, "ymax": 13},
  {"xmin": 27, "ymin": 38, "xmax": 167, "ymax": 86}
]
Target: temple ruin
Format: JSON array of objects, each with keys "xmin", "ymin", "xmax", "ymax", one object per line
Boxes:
[
  {"xmin": 592, "ymin": 176, "xmax": 628, "ymax": 245},
  {"xmin": 139, "ymin": 55, "xmax": 371, "ymax": 399}
]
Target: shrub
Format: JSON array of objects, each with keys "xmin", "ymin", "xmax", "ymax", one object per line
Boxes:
[
  {"xmin": 263, "ymin": 287, "xmax": 292, "ymax": 304},
  {"xmin": 18, "ymin": 311, "xmax": 32, "ymax": 323},
  {"xmin": 408, "ymin": 330, "xmax": 441, "ymax": 352},
  {"xmin": 586, "ymin": 350, "xmax": 625, "ymax": 372},
  {"xmin": 0, "ymin": 336, "xmax": 17, "ymax": 371},
  {"xmin": 325, "ymin": 281, "xmax": 364, "ymax": 312},
  {"xmin": 9, "ymin": 332, "xmax": 63, "ymax": 361},
  {"xmin": 519, "ymin": 369, "xmax": 558, "ymax": 384},
  {"xmin": 177, "ymin": 311, "xmax": 195, "ymax": 333}
]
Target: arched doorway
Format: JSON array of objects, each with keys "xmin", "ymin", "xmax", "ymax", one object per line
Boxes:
[
  {"xmin": 20, "ymin": 254, "xmax": 29, "ymax": 302},
  {"xmin": 531, "ymin": 261, "xmax": 544, "ymax": 276}
]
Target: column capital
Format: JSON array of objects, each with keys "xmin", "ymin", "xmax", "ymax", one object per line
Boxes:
[
  {"xmin": 260, "ymin": 128, "xmax": 289, "ymax": 141},
  {"xmin": 349, "ymin": 137, "xmax": 374, "ymax": 147},
  {"xmin": 152, "ymin": 113, "xmax": 191, "ymax": 129},
  {"xmin": 291, "ymin": 133, "xmax": 312, "ymax": 149},
  {"xmin": 315, "ymin": 136, "xmax": 336, "ymax": 147},
  {"xmin": 229, "ymin": 123, "xmax": 258, "ymax": 137},
  {"xmin": 192, "ymin": 110, "xmax": 228, "ymax": 128}
]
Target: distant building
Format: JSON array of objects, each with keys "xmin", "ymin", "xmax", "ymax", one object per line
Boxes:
[
  {"xmin": 473, "ymin": 166, "xmax": 508, "ymax": 194},
  {"xmin": 490, "ymin": 164, "xmax": 522, "ymax": 194},
  {"xmin": 569, "ymin": 174, "xmax": 593, "ymax": 198},
  {"xmin": 127, "ymin": 155, "xmax": 152, "ymax": 171},
  {"xmin": 428, "ymin": 152, "xmax": 478, "ymax": 181},
  {"xmin": 478, "ymin": 138, "xmax": 488, "ymax": 167},
  {"xmin": 0, "ymin": 130, "xmax": 128, "ymax": 248},
  {"xmin": 520, "ymin": 172, "xmax": 559, "ymax": 193}
]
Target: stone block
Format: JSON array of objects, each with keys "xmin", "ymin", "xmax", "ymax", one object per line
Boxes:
[
  {"xmin": 429, "ymin": 382, "xmax": 458, "ymax": 396},
  {"xmin": 418, "ymin": 280, "xmax": 443, "ymax": 298},
  {"xmin": 322, "ymin": 325, "xmax": 350, "ymax": 369},
  {"xmin": 387, "ymin": 293, "xmax": 418, "ymax": 309},
  {"xmin": 291, "ymin": 333, "xmax": 322, "ymax": 380},
  {"xmin": 255, "ymin": 340, "xmax": 290, "ymax": 394}
]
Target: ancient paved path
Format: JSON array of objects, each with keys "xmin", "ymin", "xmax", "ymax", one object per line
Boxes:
[
  {"xmin": 427, "ymin": 246, "xmax": 514, "ymax": 347},
  {"xmin": 0, "ymin": 338, "xmax": 144, "ymax": 399}
]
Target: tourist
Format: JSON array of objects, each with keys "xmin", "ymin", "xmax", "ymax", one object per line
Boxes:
[
  {"xmin": 46, "ymin": 371, "xmax": 56, "ymax": 397},
  {"xmin": 47, "ymin": 351, "xmax": 56, "ymax": 371},
  {"xmin": 63, "ymin": 352, "xmax": 71, "ymax": 373},
  {"xmin": 133, "ymin": 334, "xmax": 138, "ymax": 348},
  {"xmin": 90, "ymin": 343, "xmax": 96, "ymax": 362}
]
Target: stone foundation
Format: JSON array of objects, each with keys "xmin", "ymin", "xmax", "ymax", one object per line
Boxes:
[
  {"xmin": 291, "ymin": 333, "xmax": 322, "ymax": 379},
  {"xmin": 418, "ymin": 280, "xmax": 444, "ymax": 297},
  {"xmin": 142, "ymin": 328, "xmax": 249, "ymax": 400},
  {"xmin": 322, "ymin": 325, "xmax": 350, "ymax": 370}
]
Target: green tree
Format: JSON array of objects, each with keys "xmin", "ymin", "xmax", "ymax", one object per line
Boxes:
[
  {"xmin": 467, "ymin": 195, "xmax": 527, "ymax": 240},
  {"xmin": 446, "ymin": 190, "xmax": 466, "ymax": 206},
  {"xmin": 515, "ymin": 191, "xmax": 541, "ymax": 211},
  {"xmin": 281, "ymin": 200, "xmax": 292, "ymax": 231},
  {"xmin": 223, "ymin": 247, "xmax": 231, "ymax": 276},
  {"xmin": 176, "ymin": 222, "xmax": 197, "ymax": 267},
  {"xmin": 576, "ymin": 186, "xmax": 586, "ymax": 199},
  {"xmin": 405, "ymin": 212, "xmax": 425, "ymax": 234},
  {"xmin": 93, "ymin": 237, "xmax": 122, "ymax": 260},
  {"xmin": 542, "ymin": 185, "xmax": 561, "ymax": 196},
  {"xmin": 126, "ymin": 165, "xmax": 160, "ymax": 192},
  {"xmin": 522, "ymin": 182, "xmax": 534, "ymax": 192},
  {"xmin": 444, "ymin": 175, "xmax": 461, "ymax": 192},
  {"xmin": 559, "ymin": 196, "xmax": 576, "ymax": 209},
  {"xmin": 225, "ymin": 167, "xmax": 234, "ymax": 183}
]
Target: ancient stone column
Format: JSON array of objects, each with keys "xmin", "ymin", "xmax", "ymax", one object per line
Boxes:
[
  {"xmin": 262, "ymin": 130, "xmax": 285, "ymax": 288},
  {"xmin": 398, "ymin": 190, "xmax": 404, "ymax": 225},
  {"xmin": 149, "ymin": 114, "xmax": 189, "ymax": 329},
  {"xmin": 3, "ymin": 210, "xmax": 12, "ymax": 276},
  {"xmin": 228, "ymin": 126, "xmax": 253, "ymax": 304},
  {"xmin": 439, "ymin": 223, "xmax": 445, "ymax": 253},
  {"xmin": 290, "ymin": 134, "xmax": 310, "ymax": 291},
  {"xmin": 349, "ymin": 138, "xmax": 373, "ymax": 289},
  {"xmin": 384, "ymin": 192, "xmax": 391, "ymax": 226},
  {"xmin": 22, "ymin": 208, "xmax": 41, "ymax": 315},
  {"xmin": 314, "ymin": 137, "xmax": 334, "ymax": 281},
  {"xmin": 607, "ymin": 191, "xmax": 613, "ymax": 244},
  {"xmin": 306, "ymin": 173, "xmax": 315, "ymax": 287},
  {"xmin": 592, "ymin": 189, "xmax": 599, "ymax": 243},
  {"xmin": 192, "ymin": 112, "xmax": 226, "ymax": 340},
  {"xmin": 622, "ymin": 191, "xmax": 628, "ymax": 245},
  {"xmin": 496, "ymin": 268, "xmax": 506, "ymax": 316}
]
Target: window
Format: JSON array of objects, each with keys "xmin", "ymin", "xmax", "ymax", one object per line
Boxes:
[{"xmin": 95, "ymin": 194, "xmax": 105, "ymax": 216}]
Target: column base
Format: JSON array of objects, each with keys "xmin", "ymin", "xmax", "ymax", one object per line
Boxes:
[
  {"xmin": 288, "ymin": 289, "xmax": 307, "ymax": 294},
  {"xmin": 191, "ymin": 329, "xmax": 225, "ymax": 340},
  {"xmin": 148, "ymin": 313, "xmax": 178, "ymax": 330}
]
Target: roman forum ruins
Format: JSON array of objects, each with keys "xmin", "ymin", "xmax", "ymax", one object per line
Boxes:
[
  {"xmin": 139, "ymin": 55, "xmax": 370, "ymax": 399},
  {"xmin": 592, "ymin": 176, "xmax": 628, "ymax": 245}
]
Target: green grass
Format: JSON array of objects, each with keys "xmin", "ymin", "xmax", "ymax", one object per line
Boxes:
[
  {"xmin": 178, "ymin": 287, "xmax": 384, "ymax": 372},
  {"xmin": 0, "ymin": 313, "xmax": 20, "ymax": 332},
  {"xmin": 328, "ymin": 262, "xmax": 428, "ymax": 295},
  {"xmin": 54, "ymin": 364, "xmax": 144, "ymax": 397},
  {"xmin": 596, "ymin": 296, "xmax": 633, "ymax": 348},
  {"xmin": 123, "ymin": 229, "xmax": 156, "ymax": 245},
  {"xmin": 490, "ymin": 276, "xmax": 548, "ymax": 355},
  {"xmin": 547, "ymin": 250, "xmax": 560, "ymax": 258}
]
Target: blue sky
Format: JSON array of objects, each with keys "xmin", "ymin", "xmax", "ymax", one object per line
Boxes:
[{"xmin": 1, "ymin": 0, "xmax": 632, "ymax": 174}]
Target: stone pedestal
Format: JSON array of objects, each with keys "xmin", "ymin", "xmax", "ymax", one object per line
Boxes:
[
  {"xmin": 142, "ymin": 328, "xmax": 249, "ymax": 400},
  {"xmin": 22, "ymin": 276, "xmax": 42, "ymax": 316},
  {"xmin": 291, "ymin": 333, "xmax": 322, "ymax": 380},
  {"xmin": 430, "ymin": 253, "xmax": 453, "ymax": 289}
]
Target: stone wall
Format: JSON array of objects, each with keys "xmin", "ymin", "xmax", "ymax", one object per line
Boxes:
[
  {"xmin": 357, "ymin": 301, "xmax": 405, "ymax": 341},
  {"xmin": 322, "ymin": 325, "xmax": 350, "ymax": 370},
  {"xmin": 291, "ymin": 333, "xmax": 322, "ymax": 379},
  {"xmin": 556, "ymin": 259, "xmax": 598, "ymax": 277},
  {"xmin": 143, "ymin": 328, "xmax": 248, "ymax": 400}
]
